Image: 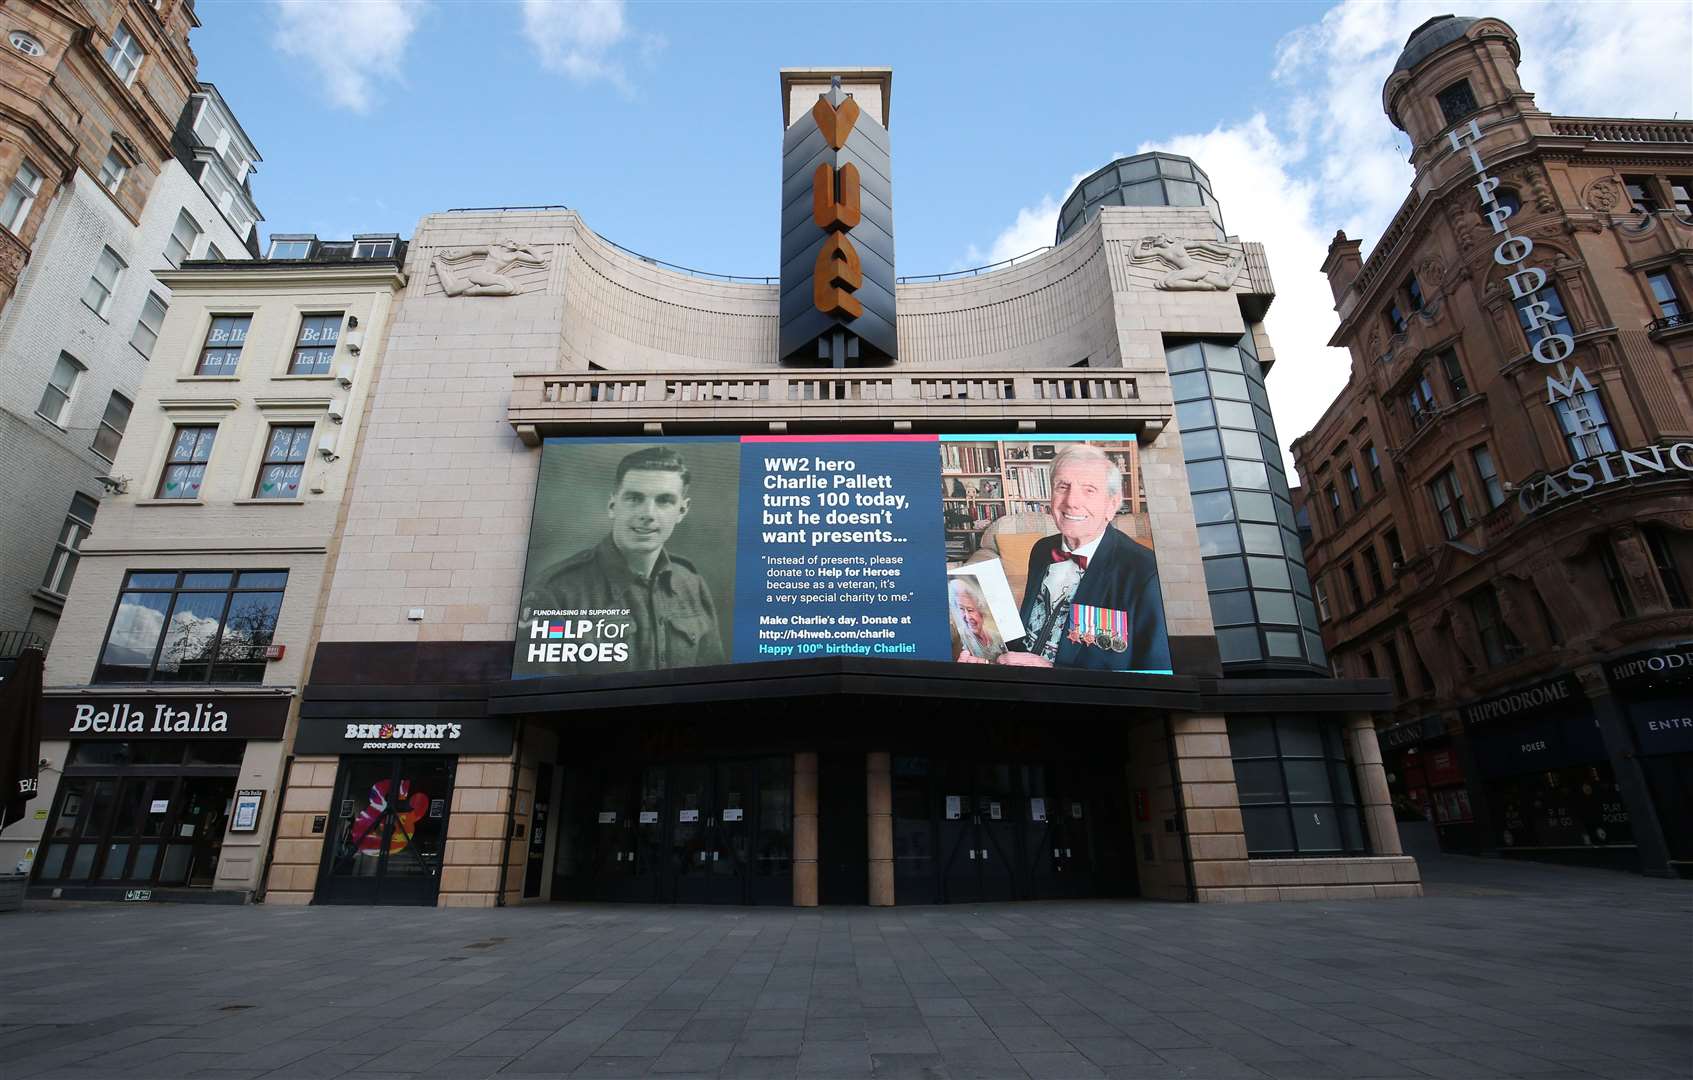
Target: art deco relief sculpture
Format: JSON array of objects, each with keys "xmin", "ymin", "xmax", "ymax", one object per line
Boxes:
[
  {"xmin": 1130, "ymin": 234, "xmax": 1244, "ymax": 291},
  {"xmin": 431, "ymin": 240, "xmax": 548, "ymax": 297}
]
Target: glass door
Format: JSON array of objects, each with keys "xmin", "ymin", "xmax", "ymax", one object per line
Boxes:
[
  {"xmin": 748, "ymin": 756, "xmax": 793, "ymax": 906},
  {"xmin": 891, "ymin": 756, "xmax": 938, "ymax": 905},
  {"xmin": 973, "ymin": 763, "xmax": 1018, "ymax": 902},
  {"xmin": 317, "ymin": 757, "xmax": 454, "ymax": 906},
  {"xmin": 1021, "ymin": 764, "xmax": 1061, "ymax": 899}
]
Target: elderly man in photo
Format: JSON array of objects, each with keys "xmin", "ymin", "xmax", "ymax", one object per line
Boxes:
[
  {"xmin": 998, "ymin": 444, "xmax": 1171, "ymax": 672},
  {"xmin": 523, "ymin": 446, "xmax": 723, "ymax": 670}
]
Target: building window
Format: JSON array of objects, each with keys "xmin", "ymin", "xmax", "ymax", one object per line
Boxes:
[
  {"xmin": 1438, "ymin": 348, "xmax": 1469, "ymax": 399},
  {"xmin": 1385, "ymin": 302, "xmax": 1408, "ymax": 335},
  {"xmin": 1315, "ymin": 579, "xmax": 1331, "ymax": 622},
  {"xmin": 288, "ymin": 313, "xmax": 342, "ymax": 375},
  {"xmin": 1405, "ymin": 371, "xmax": 1437, "ymax": 430},
  {"xmin": 1362, "ymin": 548, "xmax": 1386, "ymax": 596},
  {"xmin": 8, "ymin": 30, "xmax": 44, "ymax": 56},
  {"xmin": 1226, "ymin": 715, "xmax": 1367, "ymax": 857},
  {"xmin": 163, "ymin": 209, "xmax": 201, "ymax": 267},
  {"xmin": 2, "ymin": 159, "xmax": 43, "ymax": 232},
  {"xmin": 104, "ymin": 22, "xmax": 144, "ymax": 85},
  {"xmin": 1470, "ymin": 444, "xmax": 1504, "ymax": 509},
  {"xmin": 1647, "ymin": 271, "xmax": 1684, "ymax": 324},
  {"xmin": 1405, "ymin": 274, "xmax": 1424, "ymax": 313},
  {"xmin": 1325, "ymin": 484, "xmax": 1342, "ymax": 528},
  {"xmin": 1622, "ymin": 175, "xmax": 1660, "ymax": 214},
  {"xmin": 1429, "ymin": 466, "xmax": 1470, "ymax": 540},
  {"xmin": 93, "ymin": 569, "xmax": 288, "ymax": 684},
  {"xmin": 352, "ymin": 239, "xmax": 394, "ymax": 258},
  {"xmin": 1363, "ymin": 444, "xmax": 1383, "ymax": 492},
  {"xmin": 1437, "ymin": 79, "xmax": 1479, "ymax": 124},
  {"xmin": 1531, "ymin": 588, "xmax": 1563, "ymax": 645},
  {"xmin": 36, "ymin": 352, "xmax": 83, "ymax": 426},
  {"xmin": 1598, "ymin": 541, "xmax": 1635, "ymax": 618},
  {"xmin": 1343, "ymin": 562, "xmax": 1364, "ymax": 608},
  {"xmin": 1343, "ymin": 463, "xmax": 1362, "ymax": 510},
  {"xmin": 1670, "ymin": 177, "xmax": 1692, "ymax": 216},
  {"xmin": 91, "ymin": 391, "xmax": 132, "ymax": 461},
  {"xmin": 254, "ymin": 425, "xmax": 313, "ymax": 499},
  {"xmin": 196, "ymin": 315, "xmax": 250, "ymax": 376},
  {"xmin": 1468, "ymin": 586, "xmax": 1523, "ymax": 666},
  {"xmin": 157, "ymin": 425, "xmax": 216, "ymax": 499},
  {"xmin": 130, "ymin": 292, "xmax": 167, "ymax": 357},
  {"xmin": 1643, "ymin": 526, "xmax": 1689, "ymax": 608},
  {"xmin": 267, "ymin": 239, "xmax": 310, "ymax": 259},
  {"xmin": 1361, "ymin": 651, "xmax": 1380, "ymax": 678},
  {"xmin": 1384, "ymin": 528, "xmax": 1405, "ymax": 569},
  {"xmin": 1383, "ymin": 638, "xmax": 1408, "ymax": 698},
  {"xmin": 1553, "ymin": 391, "xmax": 1618, "ymax": 461},
  {"xmin": 99, "ymin": 148, "xmax": 128, "ymax": 192},
  {"xmin": 40, "ymin": 493, "xmax": 99, "ymax": 597},
  {"xmin": 1514, "ymin": 283, "xmax": 1573, "ymax": 349},
  {"xmin": 207, "ymin": 243, "xmax": 224, "ymax": 261},
  {"xmin": 81, "ymin": 247, "xmax": 125, "ymax": 318}
]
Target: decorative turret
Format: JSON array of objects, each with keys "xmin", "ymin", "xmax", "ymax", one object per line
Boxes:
[{"xmin": 1382, "ymin": 15, "xmax": 1536, "ymax": 170}]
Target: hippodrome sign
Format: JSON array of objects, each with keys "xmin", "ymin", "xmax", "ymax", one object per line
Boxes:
[{"xmin": 1448, "ymin": 120, "xmax": 1599, "ymax": 416}]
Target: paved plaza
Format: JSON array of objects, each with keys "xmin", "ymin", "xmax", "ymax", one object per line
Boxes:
[{"xmin": 1, "ymin": 856, "xmax": 1688, "ymax": 1080}]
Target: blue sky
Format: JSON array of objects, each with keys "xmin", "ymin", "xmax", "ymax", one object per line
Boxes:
[{"xmin": 194, "ymin": 1, "xmax": 1691, "ymax": 465}]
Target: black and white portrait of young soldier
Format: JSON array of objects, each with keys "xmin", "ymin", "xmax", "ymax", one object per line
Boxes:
[{"xmin": 521, "ymin": 444, "xmax": 733, "ymax": 672}]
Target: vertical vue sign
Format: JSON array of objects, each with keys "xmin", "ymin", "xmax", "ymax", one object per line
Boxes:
[{"xmin": 778, "ymin": 79, "xmax": 897, "ymax": 364}]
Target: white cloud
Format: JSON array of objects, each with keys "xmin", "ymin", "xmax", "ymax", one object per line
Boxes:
[
  {"xmin": 966, "ymin": 1, "xmax": 1693, "ymax": 475},
  {"xmin": 271, "ymin": 0, "xmax": 423, "ymax": 113},
  {"xmin": 521, "ymin": 0, "xmax": 662, "ymax": 91}
]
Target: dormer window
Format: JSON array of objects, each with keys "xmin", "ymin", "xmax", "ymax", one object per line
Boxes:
[
  {"xmin": 268, "ymin": 239, "xmax": 311, "ymax": 259},
  {"xmin": 104, "ymin": 21, "xmax": 144, "ymax": 86},
  {"xmin": 353, "ymin": 239, "xmax": 394, "ymax": 259},
  {"xmin": 1436, "ymin": 79, "xmax": 1478, "ymax": 125}
]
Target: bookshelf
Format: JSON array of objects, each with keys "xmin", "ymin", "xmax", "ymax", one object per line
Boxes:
[{"xmin": 941, "ymin": 440, "xmax": 1141, "ymax": 560}]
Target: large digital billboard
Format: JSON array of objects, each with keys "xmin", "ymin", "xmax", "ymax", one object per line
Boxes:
[{"xmin": 515, "ymin": 435, "xmax": 1171, "ymax": 678}]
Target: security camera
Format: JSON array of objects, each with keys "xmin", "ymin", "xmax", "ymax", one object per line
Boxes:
[
  {"xmin": 94, "ymin": 474, "xmax": 130, "ymax": 495},
  {"xmin": 327, "ymin": 397, "xmax": 346, "ymax": 424}
]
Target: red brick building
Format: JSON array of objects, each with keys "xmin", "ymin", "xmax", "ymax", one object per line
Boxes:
[{"xmin": 1292, "ymin": 15, "xmax": 1693, "ymax": 876}]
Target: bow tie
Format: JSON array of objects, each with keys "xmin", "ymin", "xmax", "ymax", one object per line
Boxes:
[{"xmin": 1051, "ymin": 548, "xmax": 1089, "ymax": 571}]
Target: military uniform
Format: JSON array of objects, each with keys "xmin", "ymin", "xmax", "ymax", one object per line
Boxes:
[{"xmin": 523, "ymin": 536, "xmax": 724, "ymax": 671}]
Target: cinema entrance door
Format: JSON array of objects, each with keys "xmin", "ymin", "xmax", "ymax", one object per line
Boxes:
[{"xmin": 550, "ymin": 756, "xmax": 794, "ymax": 905}]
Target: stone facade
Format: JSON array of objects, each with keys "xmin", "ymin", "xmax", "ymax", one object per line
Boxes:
[
  {"xmin": 1292, "ymin": 15, "xmax": 1693, "ymax": 876},
  {"xmin": 0, "ymin": 250, "xmax": 406, "ymax": 894}
]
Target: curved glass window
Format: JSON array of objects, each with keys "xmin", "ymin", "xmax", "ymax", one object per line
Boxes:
[{"xmin": 1227, "ymin": 715, "xmax": 1366, "ymax": 857}]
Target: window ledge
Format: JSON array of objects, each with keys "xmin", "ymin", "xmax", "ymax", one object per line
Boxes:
[
  {"xmin": 135, "ymin": 498, "xmax": 205, "ymax": 507},
  {"xmin": 33, "ymin": 412, "xmax": 68, "ymax": 433},
  {"xmin": 272, "ymin": 374, "xmax": 338, "ymax": 381},
  {"xmin": 177, "ymin": 375, "xmax": 241, "ymax": 382},
  {"xmin": 31, "ymin": 588, "xmax": 66, "ymax": 611},
  {"xmin": 80, "ymin": 299, "xmax": 110, "ymax": 322},
  {"xmin": 233, "ymin": 498, "xmax": 304, "ymax": 506}
]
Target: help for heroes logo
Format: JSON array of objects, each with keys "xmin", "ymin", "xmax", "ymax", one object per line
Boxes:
[{"xmin": 526, "ymin": 616, "xmax": 631, "ymax": 663}]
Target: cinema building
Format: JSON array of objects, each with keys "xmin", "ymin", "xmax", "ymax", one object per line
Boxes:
[
  {"xmin": 25, "ymin": 68, "xmax": 1417, "ymax": 906},
  {"xmin": 1292, "ymin": 16, "xmax": 1693, "ymax": 876}
]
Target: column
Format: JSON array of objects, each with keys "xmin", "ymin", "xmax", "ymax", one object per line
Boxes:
[
  {"xmin": 1346, "ymin": 714, "xmax": 1403, "ymax": 856},
  {"xmin": 793, "ymin": 751, "xmax": 818, "ymax": 907},
  {"xmin": 1170, "ymin": 714, "xmax": 1250, "ymax": 901},
  {"xmin": 1580, "ymin": 666, "xmax": 1673, "ymax": 877},
  {"xmin": 867, "ymin": 751, "xmax": 893, "ymax": 906}
]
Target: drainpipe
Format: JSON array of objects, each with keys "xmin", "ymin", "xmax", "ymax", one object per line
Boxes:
[
  {"xmin": 254, "ymin": 753, "xmax": 294, "ymax": 904},
  {"xmin": 495, "ymin": 717, "xmax": 526, "ymax": 907}
]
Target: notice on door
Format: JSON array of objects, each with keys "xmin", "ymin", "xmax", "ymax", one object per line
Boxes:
[
  {"xmin": 679, "ymin": 809, "xmax": 700, "ymax": 823},
  {"xmin": 722, "ymin": 808, "xmax": 744, "ymax": 822},
  {"xmin": 945, "ymin": 795, "xmax": 961, "ymax": 820},
  {"xmin": 989, "ymin": 801, "xmax": 1002, "ymax": 820},
  {"xmin": 149, "ymin": 799, "xmax": 170, "ymax": 814},
  {"xmin": 639, "ymin": 811, "xmax": 659, "ymax": 824},
  {"xmin": 597, "ymin": 811, "xmax": 617, "ymax": 824},
  {"xmin": 1030, "ymin": 798, "xmax": 1046, "ymax": 822}
]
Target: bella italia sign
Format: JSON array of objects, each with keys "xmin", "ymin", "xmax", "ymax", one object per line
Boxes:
[{"xmin": 41, "ymin": 694, "xmax": 291, "ymax": 740}]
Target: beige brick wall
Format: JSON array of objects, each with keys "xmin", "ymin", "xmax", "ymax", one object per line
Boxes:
[
  {"xmin": 264, "ymin": 754, "xmax": 338, "ymax": 905},
  {"xmin": 439, "ymin": 754, "xmax": 525, "ymax": 908}
]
